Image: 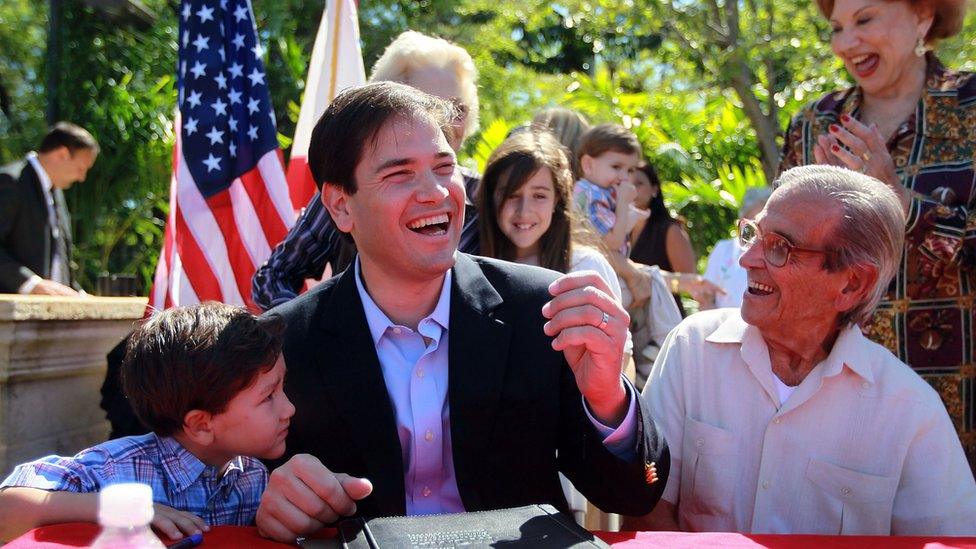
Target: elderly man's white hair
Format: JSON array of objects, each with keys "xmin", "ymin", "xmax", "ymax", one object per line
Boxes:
[
  {"xmin": 369, "ymin": 30, "xmax": 480, "ymax": 141},
  {"xmin": 773, "ymin": 165, "xmax": 905, "ymax": 326}
]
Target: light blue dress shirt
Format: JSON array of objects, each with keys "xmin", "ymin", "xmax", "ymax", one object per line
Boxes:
[{"xmin": 353, "ymin": 259, "xmax": 638, "ymax": 515}]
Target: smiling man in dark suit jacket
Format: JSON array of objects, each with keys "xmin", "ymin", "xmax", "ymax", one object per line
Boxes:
[
  {"xmin": 0, "ymin": 122, "xmax": 98, "ymax": 295},
  {"xmin": 255, "ymin": 82, "xmax": 669, "ymax": 542}
]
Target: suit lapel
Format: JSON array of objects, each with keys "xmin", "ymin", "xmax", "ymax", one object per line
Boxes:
[
  {"xmin": 312, "ymin": 267, "xmax": 406, "ymax": 515},
  {"xmin": 22, "ymin": 163, "xmax": 55, "ymax": 277},
  {"xmin": 447, "ymin": 254, "xmax": 512, "ymax": 511}
]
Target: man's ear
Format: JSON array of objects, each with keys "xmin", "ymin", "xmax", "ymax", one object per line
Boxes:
[
  {"xmin": 835, "ymin": 263, "xmax": 878, "ymax": 314},
  {"xmin": 182, "ymin": 409, "xmax": 215, "ymax": 446},
  {"xmin": 321, "ymin": 184, "xmax": 354, "ymax": 234}
]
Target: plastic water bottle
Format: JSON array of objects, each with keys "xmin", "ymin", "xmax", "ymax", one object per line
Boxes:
[{"xmin": 90, "ymin": 483, "xmax": 165, "ymax": 548}]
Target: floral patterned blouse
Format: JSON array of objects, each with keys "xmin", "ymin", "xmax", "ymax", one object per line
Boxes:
[{"xmin": 779, "ymin": 56, "xmax": 976, "ymax": 461}]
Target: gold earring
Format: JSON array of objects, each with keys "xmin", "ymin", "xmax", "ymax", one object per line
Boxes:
[{"xmin": 914, "ymin": 37, "xmax": 927, "ymax": 57}]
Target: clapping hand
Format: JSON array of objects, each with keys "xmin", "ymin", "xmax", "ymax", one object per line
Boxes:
[{"xmin": 813, "ymin": 114, "xmax": 910, "ymax": 213}]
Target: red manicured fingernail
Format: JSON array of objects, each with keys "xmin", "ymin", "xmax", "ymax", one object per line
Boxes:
[
  {"xmin": 840, "ymin": 114, "xmax": 851, "ymax": 122},
  {"xmin": 829, "ymin": 124, "xmax": 839, "ymax": 133},
  {"xmin": 831, "ymin": 144, "xmax": 840, "ymax": 152}
]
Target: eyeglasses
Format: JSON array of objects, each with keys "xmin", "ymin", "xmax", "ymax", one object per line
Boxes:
[{"xmin": 737, "ymin": 219, "xmax": 833, "ymax": 268}]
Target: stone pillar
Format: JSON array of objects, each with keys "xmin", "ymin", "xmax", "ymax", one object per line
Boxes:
[{"xmin": 0, "ymin": 295, "xmax": 146, "ymax": 477}]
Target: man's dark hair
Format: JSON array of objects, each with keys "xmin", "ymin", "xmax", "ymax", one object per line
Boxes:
[
  {"xmin": 307, "ymin": 81, "xmax": 455, "ymax": 194},
  {"xmin": 576, "ymin": 123, "xmax": 640, "ymax": 160},
  {"xmin": 38, "ymin": 122, "xmax": 100, "ymax": 155},
  {"xmin": 121, "ymin": 302, "xmax": 285, "ymax": 436}
]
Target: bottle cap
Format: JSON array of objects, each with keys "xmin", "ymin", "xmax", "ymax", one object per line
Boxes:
[{"xmin": 98, "ymin": 483, "xmax": 155, "ymax": 527}]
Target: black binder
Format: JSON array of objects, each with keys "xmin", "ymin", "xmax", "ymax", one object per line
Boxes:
[{"xmin": 333, "ymin": 504, "xmax": 609, "ymax": 548}]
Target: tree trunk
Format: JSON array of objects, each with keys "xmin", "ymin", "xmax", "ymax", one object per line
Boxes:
[{"xmin": 728, "ymin": 70, "xmax": 781, "ymax": 183}]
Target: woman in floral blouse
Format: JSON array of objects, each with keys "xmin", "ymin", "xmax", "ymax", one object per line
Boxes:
[{"xmin": 780, "ymin": 0, "xmax": 974, "ymax": 465}]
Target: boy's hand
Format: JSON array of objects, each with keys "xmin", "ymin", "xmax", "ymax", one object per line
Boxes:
[
  {"xmin": 151, "ymin": 503, "xmax": 208, "ymax": 540},
  {"xmin": 616, "ymin": 181, "xmax": 637, "ymax": 206},
  {"xmin": 256, "ymin": 454, "xmax": 373, "ymax": 542}
]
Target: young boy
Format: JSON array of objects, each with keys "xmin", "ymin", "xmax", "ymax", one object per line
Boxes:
[
  {"xmin": 573, "ymin": 123, "xmax": 642, "ymax": 256},
  {"xmin": 0, "ymin": 302, "xmax": 294, "ymax": 542}
]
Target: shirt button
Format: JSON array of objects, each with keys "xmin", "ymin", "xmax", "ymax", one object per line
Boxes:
[
  {"xmin": 842, "ymin": 487, "xmax": 852, "ymax": 496},
  {"xmin": 862, "ymin": 382, "xmax": 870, "ymax": 389},
  {"xmin": 773, "ymin": 417, "xmax": 781, "ymax": 424},
  {"xmin": 761, "ymin": 480, "xmax": 770, "ymax": 490},
  {"xmin": 422, "ymin": 486, "xmax": 432, "ymax": 497},
  {"xmin": 392, "ymin": 327, "xmax": 402, "ymax": 335},
  {"xmin": 425, "ymin": 430, "xmax": 434, "ymax": 442},
  {"xmin": 417, "ymin": 368, "xmax": 425, "ymax": 378}
]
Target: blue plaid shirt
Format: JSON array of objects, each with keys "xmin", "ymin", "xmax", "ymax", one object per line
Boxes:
[{"xmin": 0, "ymin": 433, "xmax": 267, "ymax": 526}]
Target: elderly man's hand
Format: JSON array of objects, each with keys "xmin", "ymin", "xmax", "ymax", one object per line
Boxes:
[
  {"xmin": 542, "ymin": 271, "xmax": 630, "ymax": 427},
  {"xmin": 256, "ymin": 454, "xmax": 372, "ymax": 542}
]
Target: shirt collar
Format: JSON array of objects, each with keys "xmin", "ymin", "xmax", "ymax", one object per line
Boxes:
[
  {"xmin": 354, "ymin": 257, "xmax": 452, "ymax": 346},
  {"xmin": 705, "ymin": 311, "xmax": 875, "ymax": 384},
  {"xmin": 155, "ymin": 434, "xmax": 247, "ymax": 494},
  {"xmin": 26, "ymin": 152, "xmax": 53, "ymax": 194}
]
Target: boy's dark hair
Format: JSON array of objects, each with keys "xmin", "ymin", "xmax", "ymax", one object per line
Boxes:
[
  {"xmin": 308, "ymin": 81, "xmax": 456, "ymax": 194},
  {"xmin": 121, "ymin": 302, "xmax": 285, "ymax": 436},
  {"xmin": 38, "ymin": 122, "xmax": 100, "ymax": 155},
  {"xmin": 576, "ymin": 123, "xmax": 640, "ymax": 160}
]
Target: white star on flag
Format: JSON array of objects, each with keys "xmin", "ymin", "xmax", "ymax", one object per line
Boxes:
[
  {"xmin": 211, "ymin": 97, "xmax": 228, "ymax": 116},
  {"xmin": 205, "ymin": 126, "xmax": 225, "ymax": 145},
  {"xmin": 190, "ymin": 61, "xmax": 207, "ymax": 79},
  {"xmin": 228, "ymin": 89, "xmax": 242, "ymax": 105},
  {"xmin": 247, "ymin": 68, "xmax": 265, "ymax": 86},
  {"xmin": 247, "ymin": 97, "xmax": 260, "ymax": 114},
  {"xmin": 192, "ymin": 34, "xmax": 210, "ymax": 52},
  {"xmin": 196, "ymin": 5, "xmax": 215, "ymax": 23},
  {"xmin": 228, "ymin": 62, "xmax": 243, "ymax": 78},
  {"xmin": 248, "ymin": 125, "xmax": 258, "ymax": 141},
  {"xmin": 203, "ymin": 153, "xmax": 222, "ymax": 172},
  {"xmin": 186, "ymin": 90, "xmax": 202, "ymax": 108},
  {"xmin": 184, "ymin": 116, "xmax": 199, "ymax": 136}
]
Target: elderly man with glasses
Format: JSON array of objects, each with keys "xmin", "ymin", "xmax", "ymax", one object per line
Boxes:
[{"xmin": 626, "ymin": 165, "xmax": 976, "ymax": 535}]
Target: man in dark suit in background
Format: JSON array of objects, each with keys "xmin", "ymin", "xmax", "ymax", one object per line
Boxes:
[
  {"xmin": 0, "ymin": 122, "xmax": 98, "ymax": 295},
  {"xmin": 255, "ymin": 82, "xmax": 668, "ymax": 542}
]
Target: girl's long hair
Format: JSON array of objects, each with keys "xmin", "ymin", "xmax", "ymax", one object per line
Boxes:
[{"xmin": 477, "ymin": 131, "xmax": 578, "ymax": 273}]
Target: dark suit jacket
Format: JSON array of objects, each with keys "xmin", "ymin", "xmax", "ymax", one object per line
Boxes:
[
  {"xmin": 267, "ymin": 253, "xmax": 669, "ymax": 518},
  {"xmin": 0, "ymin": 160, "xmax": 73, "ymax": 292}
]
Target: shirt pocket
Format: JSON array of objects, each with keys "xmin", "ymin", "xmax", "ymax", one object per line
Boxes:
[
  {"xmin": 679, "ymin": 417, "xmax": 738, "ymax": 520},
  {"xmin": 805, "ymin": 458, "xmax": 899, "ymax": 534}
]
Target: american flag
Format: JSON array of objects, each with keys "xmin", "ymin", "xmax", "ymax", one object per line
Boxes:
[{"xmin": 150, "ymin": 0, "xmax": 295, "ymax": 311}]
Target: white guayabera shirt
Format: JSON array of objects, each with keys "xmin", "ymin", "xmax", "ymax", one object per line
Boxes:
[{"xmin": 644, "ymin": 309, "xmax": 976, "ymax": 535}]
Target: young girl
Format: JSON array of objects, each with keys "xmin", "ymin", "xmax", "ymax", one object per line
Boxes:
[
  {"xmin": 478, "ymin": 130, "xmax": 619, "ymax": 292},
  {"xmin": 477, "ymin": 130, "xmax": 667, "ymax": 525}
]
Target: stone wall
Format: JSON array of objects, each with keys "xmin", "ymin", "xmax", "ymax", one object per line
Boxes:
[{"xmin": 0, "ymin": 295, "xmax": 146, "ymax": 477}]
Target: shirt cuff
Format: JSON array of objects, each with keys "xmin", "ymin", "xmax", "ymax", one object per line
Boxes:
[
  {"xmin": 583, "ymin": 379, "xmax": 638, "ymax": 461},
  {"xmin": 18, "ymin": 275, "xmax": 42, "ymax": 294}
]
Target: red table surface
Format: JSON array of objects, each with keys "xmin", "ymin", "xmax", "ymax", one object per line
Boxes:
[{"xmin": 6, "ymin": 523, "xmax": 976, "ymax": 548}]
